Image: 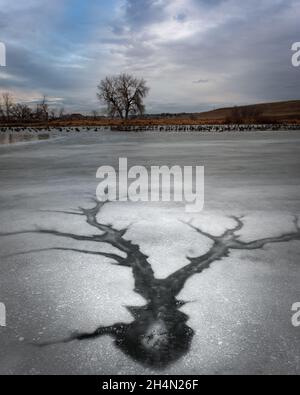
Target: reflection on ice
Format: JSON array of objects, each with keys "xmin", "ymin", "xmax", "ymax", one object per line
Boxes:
[{"xmin": 0, "ymin": 133, "xmax": 50, "ymax": 145}]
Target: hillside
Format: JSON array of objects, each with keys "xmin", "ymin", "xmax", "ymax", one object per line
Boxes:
[
  {"xmin": 49, "ymin": 100, "xmax": 300, "ymax": 126},
  {"xmin": 194, "ymin": 100, "xmax": 300, "ymax": 124}
]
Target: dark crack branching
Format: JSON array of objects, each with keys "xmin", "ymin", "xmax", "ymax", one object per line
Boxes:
[{"xmin": 1, "ymin": 201, "xmax": 300, "ymax": 368}]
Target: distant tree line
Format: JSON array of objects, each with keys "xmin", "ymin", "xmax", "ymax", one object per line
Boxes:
[
  {"xmin": 225, "ymin": 106, "xmax": 265, "ymax": 124},
  {"xmin": 0, "ymin": 92, "xmax": 107, "ymax": 124},
  {"xmin": 0, "ymin": 93, "xmax": 64, "ymax": 124}
]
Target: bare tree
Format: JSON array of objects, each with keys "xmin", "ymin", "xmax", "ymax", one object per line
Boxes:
[
  {"xmin": 97, "ymin": 73, "xmax": 150, "ymax": 120},
  {"xmin": 58, "ymin": 107, "xmax": 65, "ymax": 119},
  {"xmin": 36, "ymin": 95, "xmax": 49, "ymax": 122},
  {"xmin": 49, "ymin": 108, "xmax": 57, "ymax": 120},
  {"xmin": 11, "ymin": 103, "xmax": 32, "ymax": 122},
  {"xmin": 91, "ymin": 110, "xmax": 99, "ymax": 120},
  {"xmin": 1, "ymin": 92, "xmax": 14, "ymax": 122}
]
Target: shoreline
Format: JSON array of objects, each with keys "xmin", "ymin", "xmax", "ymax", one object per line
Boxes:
[
  {"xmin": 0, "ymin": 124, "xmax": 300, "ymax": 134},
  {"xmin": 0, "ymin": 126, "xmax": 299, "ymax": 147}
]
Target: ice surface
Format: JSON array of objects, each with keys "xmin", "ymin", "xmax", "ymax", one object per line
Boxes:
[{"xmin": 0, "ymin": 130, "xmax": 300, "ymax": 374}]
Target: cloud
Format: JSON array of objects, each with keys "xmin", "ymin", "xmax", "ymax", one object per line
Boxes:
[
  {"xmin": 1, "ymin": 0, "xmax": 300, "ymax": 113},
  {"xmin": 193, "ymin": 79, "xmax": 210, "ymax": 84}
]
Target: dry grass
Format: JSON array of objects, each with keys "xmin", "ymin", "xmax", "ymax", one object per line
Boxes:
[{"xmin": 1, "ymin": 100, "xmax": 300, "ymax": 128}]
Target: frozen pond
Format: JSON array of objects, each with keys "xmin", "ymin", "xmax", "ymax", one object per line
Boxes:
[{"xmin": 0, "ymin": 130, "xmax": 300, "ymax": 375}]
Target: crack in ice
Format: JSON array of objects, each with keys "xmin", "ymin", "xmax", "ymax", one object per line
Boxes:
[{"xmin": 1, "ymin": 202, "xmax": 300, "ymax": 368}]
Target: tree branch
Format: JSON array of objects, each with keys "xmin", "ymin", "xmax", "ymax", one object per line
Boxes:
[
  {"xmin": 0, "ymin": 229, "xmax": 99, "ymax": 242},
  {"xmin": 2, "ymin": 247, "xmax": 129, "ymax": 267},
  {"xmin": 35, "ymin": 325, "xmax": 123, "ymax": 347},
  {"xmin": 167, "ymin": 216, "xmax": 300, "ymax": 295}
]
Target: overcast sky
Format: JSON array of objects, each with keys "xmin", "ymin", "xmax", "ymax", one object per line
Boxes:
[{"xmin": 0, "ymin": 0, "xmax": 299, "ymax": 113}]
